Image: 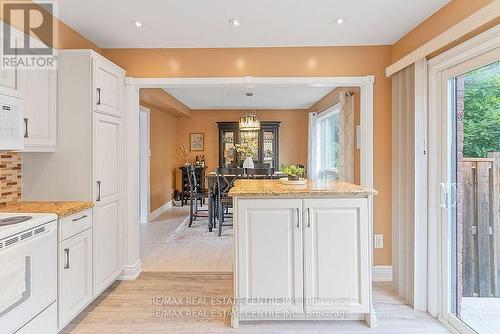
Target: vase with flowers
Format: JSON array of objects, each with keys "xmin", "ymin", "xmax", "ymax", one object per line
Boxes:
[
  {"xmin": 235, "ymin": 138, "xmax": 258, "ymax": 169},
  {"xmin": 175, "ymin": 144, "xmax": 190, "ymax": 165}
]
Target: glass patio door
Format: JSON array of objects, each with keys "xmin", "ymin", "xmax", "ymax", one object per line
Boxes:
[{"xmin": 440, "ymin": 53, "xmax": 499, "ymax": 333}]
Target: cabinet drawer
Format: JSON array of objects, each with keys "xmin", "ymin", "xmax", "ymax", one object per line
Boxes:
[{"xmin": 58, "ymin": 209, "xmax": 92, "ymax": 241}]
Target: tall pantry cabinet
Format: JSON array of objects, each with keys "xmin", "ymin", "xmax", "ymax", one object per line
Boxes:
[{"xmin": 23, "ymin": 50, "xmax": 126, "ymax": 296}]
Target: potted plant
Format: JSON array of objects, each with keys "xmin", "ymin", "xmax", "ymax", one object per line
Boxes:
[
  {"xmin": 280, "ymin": 164, "xmax": 305, "ymax": 181},
  {"xmin": 235, "ymin": 138, "xmax": 258, "ymax": 169}
]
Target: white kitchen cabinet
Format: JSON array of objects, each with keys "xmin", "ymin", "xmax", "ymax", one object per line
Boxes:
[
  {"xmin": 20, "ymin": 68, "xmax": 57, "ymax": 151},
  {"xmin": 0, "ymin": 67, "xmax": 17, "ymax": 92},
  {"xmin": 58, "ymin": 228, "xmax": 93, "ymax": 329},
  {"xmin": 92, "ymin": 112, "xmax": 122, "ymax": 296},
  {"xmin": 22, "ymin": 50, "xmax": 126, "ymax": 302},
  {"xmin": 303, "ymin": 198, "xmax": 370, "ymax": 313},
  {"xmin": 236, "ymin": 198, "xmax": 304, "ymax": 315},
  {"xmin": 93, "ymin": 57, "xmax": 123, "ymax": 118},
  {"xmin": 0, "ymin": 25, "xmax": 19, "ymax": 95},
  {"xmin": 233, "ymin": 195, "xmax": 374, "ymax": 326}
]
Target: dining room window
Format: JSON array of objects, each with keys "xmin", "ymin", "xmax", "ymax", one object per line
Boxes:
[{"xmin": 310, "ymin": 104, "xmax": 341, "ymax": 179}]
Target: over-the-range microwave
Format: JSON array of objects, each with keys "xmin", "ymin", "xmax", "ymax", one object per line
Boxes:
[{"xmin": 0, "ymin": 93, "xmax": 24, "ymax": 151}]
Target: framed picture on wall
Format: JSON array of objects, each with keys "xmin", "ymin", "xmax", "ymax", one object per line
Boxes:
[{"xmin": 190, "ymin": 133, "xmax": 204, "ymax": 151}]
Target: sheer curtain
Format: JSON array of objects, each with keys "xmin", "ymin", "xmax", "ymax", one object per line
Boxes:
[{"xmin": 338, "ymin": 93, "xmax": 355, "ymax": 182}]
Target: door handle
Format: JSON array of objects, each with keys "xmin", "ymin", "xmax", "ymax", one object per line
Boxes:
[
  {"xmin": 440, "ymin": 182, "xmax": 448, "ymax": 208},
  {"xmin": 307, "ymin": 208, "xmax": 311, "ymax": 228},
  {"xmin": 96, "ymin": 88, "xmax": 101, "ymax": 105},
  {"xmin": 296, "ymin": 208, "xmax": 300, "ymax": 228},
  {"xmin": 97, "ymin": 181, "xmax": 101, "ymax": 202},
  {"xmin": 23, "ymin": 117, "xmax": 28, "ymax": 138},
  {"xmin": 64, "ymin": 248, "xmax": 70, "ymax": 269}
]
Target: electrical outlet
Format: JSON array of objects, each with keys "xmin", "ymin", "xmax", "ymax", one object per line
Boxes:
[{"xmin": 374, "ymin": 234, "xmax": 384, "ymax": 249}]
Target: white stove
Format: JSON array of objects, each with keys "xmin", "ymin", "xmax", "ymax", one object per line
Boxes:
[
  {"xmin": 0, "ymin": 213, "xmax": 57, "ymax": 240},
  {"xmin": 0, "ymin": 213, "xmax": 58, "ymax": 334}
]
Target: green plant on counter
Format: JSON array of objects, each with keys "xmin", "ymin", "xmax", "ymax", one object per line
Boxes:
[{"xmin": 280, "ymin": 164, "xmax": 305, "ymax": 181}]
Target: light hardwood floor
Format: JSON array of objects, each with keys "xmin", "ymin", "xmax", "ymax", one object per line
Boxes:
[
  {"xmin": 63, "ymin": 273, "xmax": 449, "ymax": 333},
  {"xmin": 62, "ymin": 207, "xmax": 450, "ymax": 333}
]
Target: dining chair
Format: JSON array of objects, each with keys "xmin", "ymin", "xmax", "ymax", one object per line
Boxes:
[
  {"xmin": 239, "ymin": 162, "xmax": 270, "ymax": 169},
  {"xmin": 187, "ymin": 165, "xmax": 209, "ymax": 227},
  {"xmin": 215, "ymin": 167, "xmax": 244, "ymax": 236}
]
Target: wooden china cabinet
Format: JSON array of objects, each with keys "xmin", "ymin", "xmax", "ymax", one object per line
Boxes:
[{"xmin": 217, "ymin": 121, "xmax": 280, "ymax": 168}]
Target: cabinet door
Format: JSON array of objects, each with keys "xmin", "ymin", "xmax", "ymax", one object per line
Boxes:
[
  {"xmin": 303, "ymin": 198, "xmax": 369, "ymax": 313},
  {"xmin": 58, "ymin": 229, "xmax": 93, "ymax": 329},
  {"xmin": 0, "ymin": 26, "xmax": 18, "ymax": 94},
  {"xmin": 92, "ymin": 112, "xmax": 122, "ymax": 296},
  {"xmin": 20, "ymin": 68, "xmax": 57, "ymax": 151},
  {"xmin": 93, "ymin": 57, "xmax": 123, "ymax": 117},
  {"xmin": 236, "ymin": 198, "xmax": 303, "ymax": 315},
  {"xmin": 0, "ymin": 66, "xmax": 17, "ymax": 92}
]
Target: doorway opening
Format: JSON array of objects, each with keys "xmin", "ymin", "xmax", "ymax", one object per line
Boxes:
[
  {"xmin": 128, "ymin": 76, "xmax": 374, "ymax": 273},
  {"xmin": 449, "ymin": 60, "xmax": 500, "ymax": 333}
]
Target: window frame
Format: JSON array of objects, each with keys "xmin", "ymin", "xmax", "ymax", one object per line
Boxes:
[{"xmin": 316, "ymin": 103, "xmax": 341, "ymax": 177}]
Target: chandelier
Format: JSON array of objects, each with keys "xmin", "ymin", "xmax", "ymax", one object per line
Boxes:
[{"xmin": 239, "ymin": 92, "xmax": 261, "ymax": 131}]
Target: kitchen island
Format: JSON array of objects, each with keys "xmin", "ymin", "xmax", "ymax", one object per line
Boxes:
[{"xmin": 228, "ymin": 179, "xmax": 377, "ymax": 327}]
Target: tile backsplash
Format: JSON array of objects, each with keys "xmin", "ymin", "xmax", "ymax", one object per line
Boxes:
[{"xmin": 0, "ymin": 152, "xmax": 22, "ymax": 205}]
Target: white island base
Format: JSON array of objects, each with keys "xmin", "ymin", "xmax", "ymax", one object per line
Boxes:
[{"xmin": 229, "ymin": 180, "xmax": 377, "ymax": 328}]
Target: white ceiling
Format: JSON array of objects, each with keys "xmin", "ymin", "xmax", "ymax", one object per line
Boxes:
[
  {"xmin": 56, "ymin": 0, "xmax": 450, "ymax": 48},
  {"xmin": 163, "ymin": 85, "xmax": 335, "ymax": 109}
]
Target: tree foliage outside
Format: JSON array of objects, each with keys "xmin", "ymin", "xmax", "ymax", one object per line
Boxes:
[{"xmin": 463, "ymin": 61, "xmax": 500, "ymax": 158}]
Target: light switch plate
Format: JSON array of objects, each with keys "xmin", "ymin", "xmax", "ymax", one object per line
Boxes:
[{"xmin": 374, "ymin": 234, "xmax": 384, "ymax": 249}]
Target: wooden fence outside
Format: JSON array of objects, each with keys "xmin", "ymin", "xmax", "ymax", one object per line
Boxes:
[{"xmin": 461, "ymin": 152, "xmax": 500, "ymax": 297}]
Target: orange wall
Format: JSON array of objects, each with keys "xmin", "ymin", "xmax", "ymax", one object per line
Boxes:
[
  {"xmin": 392, "ymin": 0, "xmax": 496, "ymax": 62},
  {"xmin": 56, "ymin": 20, "xmax": 101, "ymax": 52},
  {"xmin": 145, "ymin": 105, "xmax": 178, "ymax": 212},
  {"xmin": 174, "ymin": 108, "xmax": 308, "ymax": 172}
]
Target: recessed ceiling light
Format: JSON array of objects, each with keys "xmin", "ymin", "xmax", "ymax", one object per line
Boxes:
[
  {"xmin": 229, "ymin": 18, "xmax": 241, "ymax": 27},
  {"xmin": 335, "ymin": 17, "xmax": 346, "ymax": 24},
  {"xmin": 131, "ymin": 19, "xmax": 144, "ymax": 28}
]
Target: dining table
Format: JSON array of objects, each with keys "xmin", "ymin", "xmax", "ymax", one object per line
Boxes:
[{"xmin": 204, "ymin": 170, "xmax": 285, "ymax": 232}]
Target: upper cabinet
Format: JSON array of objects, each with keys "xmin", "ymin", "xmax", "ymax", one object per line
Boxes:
[
  {"xmin": 20, "ymin": 68, "xmax": 57, "ymax": 152},
  {"xmin": 93, "ymin": 57, "xmax": 124, "ymax": 118},
  {"xmin": 0, "ymin": 66, "xmax": 18, "ymax": 92},
  {"xmin": 0, "ymin": 25, "xmax": 20, "ymax": 96},
  {"xmin": 0, "ymin": 23, "xmax": 58, "ymax": 152}
]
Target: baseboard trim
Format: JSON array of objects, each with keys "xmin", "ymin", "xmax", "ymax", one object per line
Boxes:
[
  {"xmin": 118, "ymin": 259, "xmax": 143, "ymax": 280},
  {"xmin": 148, "ymin": 200, "xmax": 173, "ymax": 222},
  {"xmin": 372, "ymin": 265, "xmax": 392, "ymax": 282}
]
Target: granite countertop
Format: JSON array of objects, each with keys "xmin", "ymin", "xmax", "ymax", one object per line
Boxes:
[
  {"xmin": 228, "ymin": 179, "xmax": 377, "ymax": 197},
  {"xmin": 0, "ymin": 201, "xmax": 94, "ymax": 218}
]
